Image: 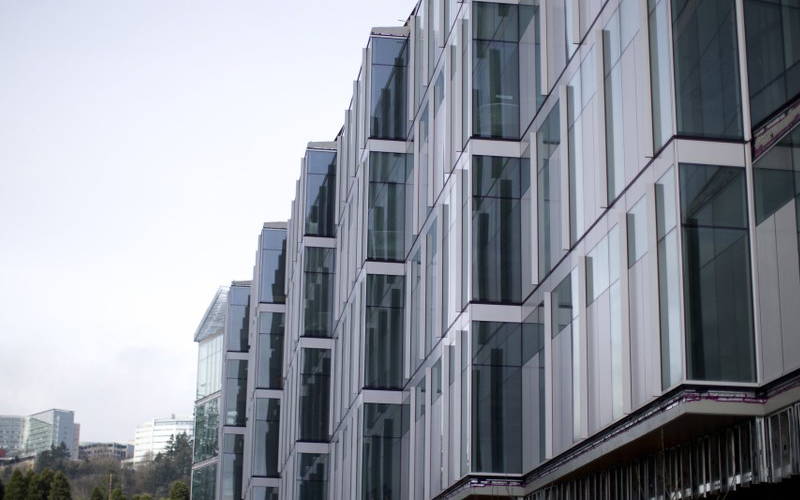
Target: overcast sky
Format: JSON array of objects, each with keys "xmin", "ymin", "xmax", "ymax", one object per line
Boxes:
[{"xmin": 0, "ymin": 0, "xmax": 413, "ymax": 444}]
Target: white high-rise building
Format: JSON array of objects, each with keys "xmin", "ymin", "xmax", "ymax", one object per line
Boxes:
[{"xmin": 132, "ymin": 415, "xmax": 194, "ymax": 466}]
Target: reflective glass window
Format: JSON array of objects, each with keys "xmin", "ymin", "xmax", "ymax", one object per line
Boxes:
[
  {"xmin": 296, "ymin": 453, "xmax": 327, "ymax": 500},
  {"xmin": 252, "ymin": 398, "xmax": 280, "ymax": 477},
  {"xmin": 472, "ymin": 321, "xmax": 522, "ymax": 473},
  {"xmin": 370, "ymin": 37, "xmax": 408, "ymax": 140},
  {"xmin": 472, "ymin": 156, "xmax": 524, "ymax": 303},
  {"xmin": 225, "ymin": 360, "xmax": 247, "ymax": 426},
  {"xmin": 680, "ymin": 164, "xmax": 755, "ymax": 382},
  {"xmin": 299, "ymin": 349, "xmax": 331, "ymax": 442},
  {"xmin": 191, "ymin": 463, "xmax": 216, "ymax": 500},
  {"xmin": 744, "ymin": 0, "xmax": 800, "ymax": 127},
  {"xmin": 259, "ymin": 229, "xmax": 286, "ymax": 304},
  {"xmin": 538, "ymin": 104, "xmax": 564, "ymax": 278},
  {"xmin": 303, "ymin": 247, "xmax": 335, "ymax": 338},
  {"xmin": 226, "ymin": 286, "xmax": 250, "ymax": 352},
  {"xmin": 193, "ymin": 398, "xmax": 219, "ymax": 463},
  {"xmin": 305, "ymin": 150, "xmax": 337, "ymax": 237},
  {"xmin": 256, "ymin": 312, "xmax": 284, "ymax": 389},
  {"xmin": 221, "ymin": 434, "xmax": 243, "ymax": 500},
  {"xmin": 365, "ymin": 275, "xmax": 405, "ymax": 389},
  {"xmin": 368, "ymin": 152, "xmax": 409, "ymax": 261},
  {"xmin": 672, "ymin": 0, "xmax": 743, "ymax": 139},
  {"xmin": 362, "ymin": 404, "xmax": 406, "ymax": 500},
  {"xmin": 754, "ymin": 125, "xmax": 800, "ymax": 224}
]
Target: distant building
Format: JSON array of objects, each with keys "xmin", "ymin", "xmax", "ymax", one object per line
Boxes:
[
  {"xmin": 0, "ymin": 409, "xmax": 78, "ymax": 459},
  {"xmin": 79, "ymin": 442, "xmax": 133, "ymax": 461},
  {"xmin": 132, "ymin": 415, "xmax": 194, "ymax": 466}
]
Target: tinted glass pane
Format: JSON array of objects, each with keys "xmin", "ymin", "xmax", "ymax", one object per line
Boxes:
[
  {"xmin": 473, "ymin": 40, "xmax": 520, "ymax": 138},
  {"xmin": 537, "ymin": 104, "xmax": 563, "ymax": 278},
  {"xmin": 253, "ymin": 399, "xmax": 280, "ymax": 477},
  {"xmin": 193, "ymin": 398, "xmax": 219, "ymax": 463},
  {"xmin": 227, "ymin": 287, "xmax": 250, "ymax": 352},
  {"xmin": 368, "ymin": 154, "xmax": 406, "ymax": 261},
  {"xmin": 362, "ymin": 404, "xmax": 404, "ymax": 500},
  {"xmin": 745, "ymin": 0, "xmax": 800, "ymax": 127},
  {"xmin": 552, "ymin": 275, "xmax": 573, "ymax": 336},
  {"xmin": 672, "ymin": 0, "xmax": 743, "ymax": 139},
  {"xmin": 753, "ymin": 125, "xmax": 800, "ymax": 223},
  {"xmin": 365, "ymin": 275, "xmax": 404, "ymax": 389},
  {"xmin": 679, "ymin": 164, "xmax": 755, "ymax": 382},
  {"xmin": 297, "ymin": 454, "xmax": 327, "ymax": 500},
  {"xmin": 191, "ymin": 464, "xmax": 217, "ymax": 500},
  {"xmin": 299, "ymin": 349, "xmax": 331, "ymax": 442},
  {"xmin": 225, "ymin": 360, "xmax": 247, "ymax": 426}
]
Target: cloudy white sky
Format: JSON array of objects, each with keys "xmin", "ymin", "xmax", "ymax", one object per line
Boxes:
[{"xmin": 0, "ymin": 0, "xmax": 413, "ymax": 443}]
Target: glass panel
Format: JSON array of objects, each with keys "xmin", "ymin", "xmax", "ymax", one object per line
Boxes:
[
  {"xmin": 257, "ymin": 312, "xmax": 284, "ymax": 389},
  {"xmin": 672, "ymin": 0, "xmax": 743, "ymax": 139},
  {"xmin": 362, "ymin": 404, "xmax": 405, "ymax": 500},
  {"xmin": 473, "ymin": 156, "xmax": 523, "ymax": 303},
  {"xmin": 537, "ymin": 104, "xmax": 563, "ymax": 278},
  {"xmin": 304, "ymin": 247, "xmax": 335, "ymax": 338},
  {"xmin": 193, "ymin": 398, "xmax": 219, "ymax": 464},
  {"xmin": 365, "ymin": 275, "xmax": 405, "ymax": 389},
  {"xmin": 296, "ymin": 453, "xmax": 328, "ymax": 500},
  {"xmin": 299, "ymin": 348, "xmax": 331, "ymax": 442},
  {"xmin": 627, "ymin": 197, "xmax": 648, "ymax": 268},
  {"xmin": 370, "ymin": 37, "xmax": 408, "ymax": 140},
  {"xmin": 252, "ymin": 398, "xmax": 280, "ymax": 477},
  {"xmin": 227, "ymin": 286, "xmax": 250, "ymax": 352},
  {"xmin": 656, "ymin": 167, "xmax": 682, "ymax": 388},
  {"xmin": 473, "ymin": 3, "xmax": 521, "ymax": 139},
  {"xmin": 221, "ymin": 434, "xmax": 243, "ymax": 500},
  {"xmin": 519, "ymin": 3, "xmax": 544, "ymax": 131},
  {"xmin": 472, "ymin": 321, "xmax": 522, "ymax": 473},
  {"xmin": 225, "ymin": 360, "xmax": 247, "ymax": 426},
  {"xmin": 259, "ymin": 229, "xmax": 287, "ymax": 304},
  {"xmin": 368, "ymin": 152, "xmax": 408, "ymax": 261},
  {"xmin": 649, "ymin": 0, "xmax": 674, "ymax": 150},
  {"xmin": 753, "ymin": 125, "xmax": 800, "ymax": 224},
  {"xmin": 191, "ymin": 463, "xmax": 217, "ymax": 500},
  {"xmin": 305, "ymin": 150, "xmax": 337, "ymax": 237},
  {"xmin": 522, "ymin": 304, "xmax": 546, "ymax": 466},
  {"xmin": 196, "ymin": 335, "xmax": 223, "ymax": 399},
  {"xmin": 680, "ymin": 163, "xmax": 755, "ymax": 382},
  {"xmin": 552, "ymin": 274, "xmax": 573, "ymax": 337},
  {"xmin": 744, "ymin": 0, "xmax": 800, "ymax": 127}
]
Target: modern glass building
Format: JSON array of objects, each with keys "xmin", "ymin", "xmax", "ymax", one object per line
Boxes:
[{"xmin": 192, "ymin": 1, "xmax": 800, "ymax": 499}]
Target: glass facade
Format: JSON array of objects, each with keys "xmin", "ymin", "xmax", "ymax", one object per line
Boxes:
[
  {"xmin": 745, "ymin": 0, "xmax": 800, "ymax": 128},
  {"xmin": 680, "ymin": 163, "xmax": 755, "ymax": 382},
  {"xmin": 754, "ymin": 123, "xmax": 800, "ymax": 224},
  {"xmin": 196, "ymin": 335, "xmax": 223, "ymax": 399},
  {"xmin": 227, "ymin": 286, "xmax": 250, "ymax": 352},
  {"xmin": 368, "ymin": 152, "xmax": 408, "ymax": 261},
  {"xmin": 256, "ymin": 312, "xmax": 284, "ymax": 389},
  {"xmin": 191, "ymin": 463, "xmax": 216, "ymax": 500},
  {"xmin": 364, "ymin": 275, "xmax": 404, "ymax": 389},
  {"xmin": 299, "ymin": 348, "xmax": 331, "ymax": 442},
  {"xmin": 252, "ymin": 398, "xmax": 280, "ymax": 478},
  {"xmin": 193, "ymin": 398, "xmax": 219, "ymax": 463},
  {"xmin": 362, "ymin": 404, "xmax": 407, "ymax": 500},
  {"xmin": 303, "ymin": 247, "xmax": 335, "ymax": 337},
  {"xmin": 472, "ymin": 155, "xmax": 524, "ymax": 303},
  {"xmin": 537, "ymin": 104, "xmax": 563, "ymax": 279},
  {"xmin": 296, "ymin": 453, "xmax": 328, "ymax": 500},
  {"xmin": 225, "ymin": 360, "xmax": 247, "ymax": 426},
  {"xmin": 260, "ymin": 229, "xmax": 287, "ymax": 303},
  {"xmin": 473, "ymin": 2, "xmax": 521, "ymax": 139},
  {"xmin": 370, "ymin": 37, "xmax": 408, "ymax": 140},
  {"xmin": 472, "ymin": 321, "xmax": 522, "ymax": 473},
  {"xmin": 221, "ymin": 434, "xmax": 243, "ymax": 500},
  {"xmin": 305, "ymin": 150, "xmax": 337, "ymax": 237},
  {"xmin": 672, "ymin": 0, "xmax": 743, "ymax": 139}
]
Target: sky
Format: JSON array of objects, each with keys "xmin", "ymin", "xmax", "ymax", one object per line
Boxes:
[{"xmin": 0, "ymin": 0, "xmax": 414, "ymax": 444}]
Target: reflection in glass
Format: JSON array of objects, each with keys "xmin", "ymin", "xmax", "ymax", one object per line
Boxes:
[
  {"xmin": 744, "ymin": 0, "xmax": 800, "ymax": 127},
  {"xmin": 227, "ymin": 285, "xmax": 250, "ymax": 352},
  {"xmin": 472, "ymin": 156, "xmax": 524, "ymax": 303},
  {"xmin": 305, "ymin": 150, "xmax": 337, "ymax": 237},
  {"xmin": 191, "ymin": 464, "xmax": 216, "ymax": 500},
  {"xmin": 672, "ymin": 0, "xmax": 743, "ymax": 139},
  {"xmin": 368, "ymin": 152, "xmax": 409, "ymax": 261},
  {"xmin": 252, "ymin": 398, "xmax": 280, "ymax": 477},
  {"xmin": 193, "ymin": 398, "xmax": 219, "ymax": 464},
  {"xmin": 259, "ymin": 229, "xmax": 286, "ymax": 303},
  {"xmin": 656, "ymin": 168, "xmax": 682, "ymax": 388},
  {"xmin": 370, "ymin": 37, "xmax": 408, "ymax": 140},
  {"xmin": 362, "ymin": 404, "xmax": 406, "ymax": 500},
  {"xmin": 221, "ymin": 434, "xmax": 243, "ymax": 500},
  {"xmin": 225, "ymin": 360, "xmax": 247, "ymax": 426},
  {"xmin": 297, "ymin": 454, "xmax": 328, "ymax": 500},
  {"xmin": 680, "ymin": 163, "xmax": 755, "ymax": 382},
  {"xmin": 257, "ymin": 312, "xmax": 284, "ymax": 389},
  {"xmin": 304, "ymin": 247, "xmax": 335, "ymax": 337},
  {"xmin": 472, "ymin": 321, "xmax": 522, "ymax": 473},
  {"xmin": 538, "ymin": 104, "xmax": 564, "ymax": 278},
  {"xmin": 299, "ymin": 349, "xmax": 331, "ymax": 442},
  {"xmin": 365, "ymin": 275, "xmax": 404, "ymax": 389},
  {"xmin": 649, "ymin": 0, "xmax": 674, "ymax": 150}
]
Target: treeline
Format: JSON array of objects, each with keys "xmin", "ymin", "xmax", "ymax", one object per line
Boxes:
[{"xmin": 0, "ymin": 434, "xmax": 191, "ymax": 500}]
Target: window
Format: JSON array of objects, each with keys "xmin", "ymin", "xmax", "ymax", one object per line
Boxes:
[
  {"xmin": 221, "ymin": 434, "xmax": 243, "ymax": 500},
  {"xmin": 193, "ymin": 398, "xmax": 219, "ymax": 464},
  {"xmin": 296, "ymin": 453, "xmax": 328, "ymax": 500},
  {"xmin": 472, "ymin": 321, "xmax": 522, "ymax": 473},
  {"xmin": 744, "ymin": 0, "xmax": 800, "ymax": 128},
  {"xmin": 303, "ymin": 247, "xmax": 335, "ymax": 338},
  {"xmin": 299, "ymin": 349, "xmax": 331, "ymax": 442},
  {"xmin": 537, "ymin": 104, "xmax": 564, "ymax": 278},
  {"xmin": 472, "ymin": 156, "xmax": 524, "ymax": 303},
  {"xmin": 370, "ymin": 37, "xmax": 408, "ymax": 139},
  {"xmin": 226, "ymin": 286, "xmax": 250, "ymax": 352},
  {"xmin": 672, "ymin": 0, "xmax": 743, "ymax": 139},
  {"xmin": 252, "ymin": 399, "xmax": 280, "ymax": 477},
  {"xmin": 473, "ymin": 2, "xmax": 521, "ymax": 139},
  {"xmin": 256, "ymin": 312, "xmax": 284, "ymax": 389},
  {"xmin": 259, "ymin": 229, "xmax": 286, "ymax": 303},
  {"xmin": 305, "ymin": 150, "xmax": 337, "ymax": 237},
  {"xmin": 191, "ymin": 464, "xmax": 216, "ymax": 500},
  {"xmin": 225, "ymin": 360, "xmax": 247, "ymax": 426},
  {"xmin": 362, "ymin": 404, "xmax": 406, "ymax": 500},
  {"xmin": 680, "ymin": 164, "xmax": 755, "ymax": 382},
  {"xmin": 364, "ymin": 275, "xmax": 404, "ymax": 389},
  {"xmin": 368, "ymin": 152, "xmax": 409, "ymax": 261}
]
